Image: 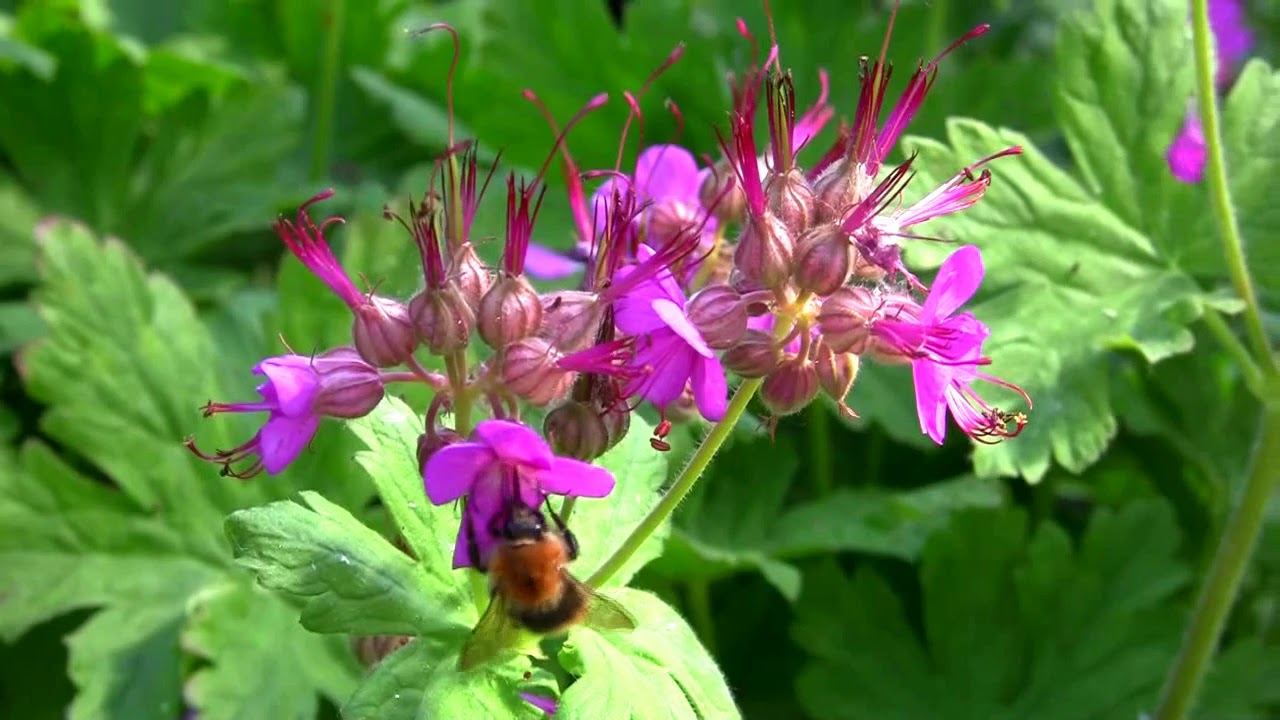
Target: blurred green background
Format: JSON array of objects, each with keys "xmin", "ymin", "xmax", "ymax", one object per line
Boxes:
[{"xmin": 3, "ymin": 0, "xmax": 1280, "ymax": 718}]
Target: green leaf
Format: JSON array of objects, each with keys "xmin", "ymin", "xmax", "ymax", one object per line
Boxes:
[
  {"xmin": 569, "ymin": 413, "xmax": 670, "ymax": 585},
  {"xmin": 1220, "ymin": 61, "xmax": 1280, "ymax": 297},
  {"xmin": 793, "ymin": 500, "xmax": 1280, "ymax": 719},
  {"xmin": 347, "ymin": 397, "xmax": 472, "ymax": 619},
  {"xmin": 1054, "ymin": 0, "xmax": 1200, "ymax": 257},
  {"xmin": 2, "ymin": 221, "xmax": 362, "ymax": 717},
  {"xmin": 769, "ymin": 475, "xmax": 1007, "ymax": 560},
  {"xmin": 898, "ymin": 119, "xmax": 1205, "ymax": 481},
  {"xmin": 65, "ymin": 603, "xmax": 185, "ymax": 720},
  {"xmin": 651, "ymin": 431, "xmax": 1003, "ymax": 601},
  {"xmin": 184, "ymin": 582, "xmax": 361, "ymax": 720},
  {"xmin": 0, "ymin": 176, "xmax": 41, "ymax": 286},
  {"xmin": 226, "ymin": 491, "xmax": 468, "ymax": 638},
  {"xmin": 341, "ymin": 639, "xmax": 539, "ymax": 720},
  {"xmin": 558, "ymin": 589, "xmax": 740, "ymax": 720}
]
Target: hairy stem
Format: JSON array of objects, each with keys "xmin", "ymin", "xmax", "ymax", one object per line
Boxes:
[
  {"xmin": 588, "ymin": 293, "xmax": 811, "ymax": 587},
  {"xmin": 1202, "ymin": 309, "xmax": 1264, "ymax": 397},
  {"xmin": 1154, "ymin": 2, "xmax": 1280, "ymax": 715},
  {"xmin": 1153, "ymin": 410, "xmax": 1280, "ymax": 719},
  {"xmin": 1188, "ymin": 0, "xmax": 1275, "ymax": 373},
  {"xmin": 586, "ymin": 376, "xmax": 764, "ymax": 587}
]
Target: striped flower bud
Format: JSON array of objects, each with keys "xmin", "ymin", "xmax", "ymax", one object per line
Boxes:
[
  {"xmin": 409, "ymin": 285, "xmax": 473, "ymax": 354},
  {"xmin": 478, "ymin": 275, "xmax": 543, "ymax": 348},
  {"xmin": 761, "ymin": 355, "xmax": 819, "ymax": 416},
  {"xmin": 352, "ymin": 296, "xmax": 417, "ymax": 368},
  {"xmin": 686, "ymin": 284, "xmax": 748, "ymax": 349},
  {"xmin": 721, "ymin": 329, "xmax": 781, "ymax": 378},
  {"xmin": 794, "ymin": 223, "xmax": 853, "ymax": 296}
]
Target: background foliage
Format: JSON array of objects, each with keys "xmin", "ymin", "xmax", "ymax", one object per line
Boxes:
[{"xmin": 1, "ymin": 0, "xmax": 1279, "ymax": 717}]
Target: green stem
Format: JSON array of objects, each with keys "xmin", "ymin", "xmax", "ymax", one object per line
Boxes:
[
  {"xmin": 1189, "ymin": 0, "xmax": 1276, "ymax": 373},
  {"xmin": 587, "ymin": 377, "xmax": 764, "ymax": 587},
  {"xmin": 559, "ymin": 495, "xmax": 578, "ymax": 523},
  {"xmin": 444, "ymin": 350, "xmax": 485, "ymax": 613},
  {"xmin": 809, "ymin": 401, "xmax": 833, "ymax": 496},
  {"xmin": 1153, "ymin": 410, "xmax": 1280, "ymax": 720},
  {"xmin": 686, "ymin": 579, "xmax": 717, "ymax": 654},
  {"xmin": 586, "ymin": 292, "xmax": 811, "ymax": 588},
  {"xmin": 309, "ymin": 0, "xmax": 345, "ymax": 181},
  {"xmin": 1202, "ymin": 309, "xmax": 1265, "ymax": 397}
]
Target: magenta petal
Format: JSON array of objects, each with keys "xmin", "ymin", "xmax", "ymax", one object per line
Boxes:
[
  {"xmin": 691, "ymin": 355, "xmax": 728, "ymax": 421},
  {"xmin": 524, "ymin": 243, "xmax": 585, "ymax": 280},
  {"xmin": 256, "ymin": 356, "xmax": 319, "ymax": 417},
  {"xmin": 451, "ymin": 524, "xmax": 472, "ymax": 568},
  {"xmin": 921, "ymin": 245, "xmax": 984, "ymax": 321},
  {"xmin": 652, "ymin": 298, "xmax": 713, "ymax": 357},
  {"xmin": 911, "ymin": 361, "xmax": 948, "ymax": 445},
  {"xmin": 423, "ymin": 443, "xmax": 494, "ymax": 504},
  {"xmin": 629, "ymin": 332, "xmax": 695, "ymax": 407},
  {"xmin": 520, "ymin": 692, "xmax": 559, "ymax": 716},
  {"xmin": 1167, "ymin": 113, "xmax": 1206, "ymax": 183},
  {"xmin": 635, "ymin": 145, "xmax": 701, "ymax": 202},
  {"xmin": 540, "ymin": 457, "xmax": 615, "ymax": 498},
  {"xmin": 257, "ymin": 413, "xmax": 320, "ymax": 474},
  {"xmin": 472, "ymin": 419, "xmax": 553, "ymax": 470},
  {"xmin": 614, "ymin": 275, "xmax": 674, "ymax": 335}
]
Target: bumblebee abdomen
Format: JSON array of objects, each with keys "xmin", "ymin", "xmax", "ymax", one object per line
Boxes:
[{"xmin": 510, "ymin": 575, "xmax": 589, "ymax": 634}]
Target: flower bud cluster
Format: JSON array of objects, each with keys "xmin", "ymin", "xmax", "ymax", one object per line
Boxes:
[{"xmin": 188, "ymin": 7, "xmax": 1029, "ymax": 499}]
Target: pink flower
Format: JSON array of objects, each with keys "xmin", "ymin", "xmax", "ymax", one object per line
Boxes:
[
  {"xmin": 520, "ymin": 693, "xmax": 558, "ymax": 716},
  {"xmin": 186, "ymin": 348, "xmax": 384, "ymax": 477},
  {"xmin": 870, "ymin": 246, "xmax": 1029, "ymax": 444},
  {"xmin": 1167, "ymin": 111, "xmax": 1207, "ymax": 183},
  {"xmin": 614, "ymin": 246, "xmax": 727, "ymax": 421},
  {"xmin": 1166, "ymin": 0, "xmax": 1254, "ymax": 183},
  {"xmin": 423, "ymin": 420, "xmax": 615, "ymax": 569}
]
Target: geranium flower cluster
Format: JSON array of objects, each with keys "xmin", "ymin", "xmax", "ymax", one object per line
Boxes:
[{"xmin": 187, "ymin": 3, "xmax": 1029, "ymax": 626}]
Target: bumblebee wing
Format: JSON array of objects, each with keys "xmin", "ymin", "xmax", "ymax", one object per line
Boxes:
[
  {"xmin": 459, "ymin": 594, "xmax": 526, "ymax": 671},
  {"xmin": 581, "ymin": 582, "xmax": 638, "ymax": 631}
]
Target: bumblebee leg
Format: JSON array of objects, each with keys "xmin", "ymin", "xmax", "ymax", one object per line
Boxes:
[{"xmin": 545, "ymin": 498, "xmax": 580, "ymax": 561}]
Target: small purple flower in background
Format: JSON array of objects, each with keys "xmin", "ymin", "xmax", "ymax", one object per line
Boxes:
[
  {"xmin": 423, "ymin": 419, "xmax": 615, "ymax": 569},
  {"xmin": 631, "ymin": 145, "xmax": 716, "ymax": 249},
  {"xmin": 614, "ymin": 245, "xmax": 728, "ymax": 422},
  {"xmin": 186, "ymin": 348, "xmax": 384, "ymax": 477},
  {"xmin": 869, "ymin": 246, "xmax": 1029, "ymax": 444},
  {"xmin": 1167, "ymin": 0, "xmax": 1254, "ymax": 183},
  {"xmin": 520, "ymin": 692, "xmax": 559, "ymax": 716}
]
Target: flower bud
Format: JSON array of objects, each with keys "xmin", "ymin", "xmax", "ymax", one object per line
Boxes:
[
  {"xmin": 645, "ymin": 201, "xmax": 700, "ymax": 251},
  {"xmin": 721, "ymin": 329, "xmax": 781, "ymax": 378},
  {"xmin": 700, "ymin": 160, "xmax": 745, "ymax": 224},
  {"xmin": 810, "ymin": 158, "xmax": 860, "ymax": 225},
  {"xmin": 544, "ymin": 401, "xmax": 611, "ymax": 461},
  {"xmin": 311, "ymin": 347, "xmax": 385, "ymax": 418},
  {"xmin": 417, "ymin": 427, "xmax": 462, "ymax": 477},
  {"xmin": 478, "ymin": 275, "xmax": 543, "ymax": 348},
  {"xmin": 499, "ymin": 337, "xmax": 572, "ymax": 406},
  {"xmin": 815, "ymin": 341, "xmax": 860, "ymax": 418},
  {"xmin": 761, "ymin": 356, "xmax": 819, "ymax": 416},
  {"xmin": 450, "ymin": 244, "xmax": 491, "ymax": 310},
  {"xmin": 352, "ymin": 295, "xmax": 417, "ymax": 367},
  {"xmin": 600, "ymin": 402, "xmax": 631, "ymax": 452},
  {"xmin": 540, "ymin": 290, "xmax": 604, "ymax": 352},
  {"xmin": 817, "ymin": 287, "xmax": 878, "ymax": 354},
  {"xmin": 765, "ymin": 167, "xmax": 816, "ymax": 237},
  {"xmin": 794, "ymin": 223, "xmax": 853, "ymax": 296},
  {"xmin": 409, "ymin": 286, "xmax": 473, "ymax": 354},
  {"xmin": 733, "ymin": 212, "xmax": 794, "ymax": 290},
  {"xmin": 686, "ymin": 284, "xmax": 747, "ymax": 349}
]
